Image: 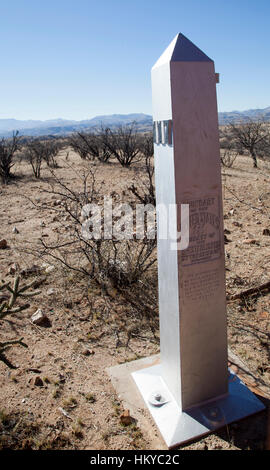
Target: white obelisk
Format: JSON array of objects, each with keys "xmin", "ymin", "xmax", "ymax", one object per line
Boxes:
[{"xmin": 132, "ymin": 33, "xmax": 265, "ymax": 447}]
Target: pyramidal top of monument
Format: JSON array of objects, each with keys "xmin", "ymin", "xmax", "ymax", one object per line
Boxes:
[{"xmin": 152, "ymin": 33, "xmax": 213, "ymax": 69}]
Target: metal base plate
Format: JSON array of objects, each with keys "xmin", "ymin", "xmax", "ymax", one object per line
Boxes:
[{"xmin": 132, "ymin": 364, "xmax": 265, "ymax": 448}]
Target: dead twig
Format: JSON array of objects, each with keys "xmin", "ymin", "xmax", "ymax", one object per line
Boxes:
[{"xmin": 227, "ymin": 280, "xmax": 270, "ymax": 301}]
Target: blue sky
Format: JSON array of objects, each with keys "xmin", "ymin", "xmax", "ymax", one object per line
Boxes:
[{"xmin": 0, "ymin": 0, "xmax": 270, "ymax": 120}]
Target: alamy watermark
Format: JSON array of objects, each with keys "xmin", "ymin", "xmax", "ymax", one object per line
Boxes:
[{"xmin": 81, "ymin": 196, "xmax": 189, "ymax": 251}]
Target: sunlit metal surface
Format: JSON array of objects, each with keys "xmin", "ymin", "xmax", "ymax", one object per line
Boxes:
[{"xmin": 153, "ymin": 120, "xmax": 173, "ymax": 145}]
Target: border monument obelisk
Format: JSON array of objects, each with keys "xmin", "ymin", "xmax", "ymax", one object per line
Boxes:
[
  {"xmin": 132, "ymin": 33, "xmax": 265, "ymax": 447},
  {"xmin": 108, "ymin": 33, "xmax": 265, "ymax": 448},
  {"xmin": 151, "ymin": 33, "xmax": 228, "ymax": 410}
]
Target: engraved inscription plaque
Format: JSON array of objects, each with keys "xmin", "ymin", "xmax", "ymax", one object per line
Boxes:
[{"xmin": 181, "ymin": 196, "xmax": 222, "ymax": 266}]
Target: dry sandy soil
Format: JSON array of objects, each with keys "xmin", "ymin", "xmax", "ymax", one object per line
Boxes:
[{"xmin": 0, "ymin": 149, "xmax": 269, "ymax": 451}]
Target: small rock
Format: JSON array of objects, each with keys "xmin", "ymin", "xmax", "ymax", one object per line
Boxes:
[
  {"xmin": 9, "ymin": 263, "xmax": 18, "ymax": 275},
  {"xmin": 260, "ymin": 311, "xmax": 269, "ymax": 319},
  {"xmin": 224, "ymin": 234, "xmax": 231, "ymax": 244},
  {"xmin": 59, "ymin": 374, "xmax": 66, "ymax": 384},
  {"xmin": 263, "ymin": 228, "xmax": 270, "ymax": 236},
  {"xmin": 232, "ymin": 221, "xmax": 242, "ymax": 227},
  {"xmin": 31, "ymin": 309, "xmax": 51, "ymax": 327},
  {"xmin": 0, "ymin": 239, "xmax": 7, "ymax": 249},
  {"xmin": 33, "ymin": 376, "xmax": 43, "ymax": 387},
  {"xmin": 47, "ymin": 288, "xmax": 55, "ymax": 296},
  {"xmin": 82, "ymin": 349, "xmax": 91, "ymax": 356},
  {"xmin": 58, "ymin": 407, "xmax": 72, "ymax": 419},
  {"xmin": 243, "ymin": 238, "xmax": 258, "ymax": 245},
  {"xmin": 82, "ymin": 349, "xmax": 95, "ymax": 356},
  {"xmin": 120, "ymin": 409, "xmax": 133, "ymax": 426},
  {"xmin": 31, "ymin": 308, "xmax": 45, "ymax": 324},
  {"xmin": 45, "ymin": 265, "xmax": 55, "ymax": 274},
  {"xmin": 12, "ymin": 227, "xmax": 19, "ymax": 234},
  {"xmin": 40, "ymin": 221, "xmax": 46, "ymax": 227}
]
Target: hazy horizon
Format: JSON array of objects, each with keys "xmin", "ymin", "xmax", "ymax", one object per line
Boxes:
[{"xmin": 1, "ymin": 104, "xmax": 270, "ymax": 124}]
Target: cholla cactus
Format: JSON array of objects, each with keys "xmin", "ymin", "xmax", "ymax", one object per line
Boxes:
[{"xmin": 0, "ymin": 276, "xmax": 40, "ymax": 368}]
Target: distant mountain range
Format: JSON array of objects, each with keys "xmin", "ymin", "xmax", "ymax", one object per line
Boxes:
[
  {"xmin": 0, "ymin": 107, "xmax": 270, "ymax": 137},
  {"xmin": 218, "ymin": 106, "xmax": 270, "ymax": 125},
  {"xmin": 0, "ymin": 114, "xmax": 153, "ymax": 138}
]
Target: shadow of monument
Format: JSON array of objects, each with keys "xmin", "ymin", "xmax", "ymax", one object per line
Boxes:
[
  {"xmin": 181, "ymin": 373, "xmax": 269, "ymax": 450},
  {"xmin": 216, "ymin": 396, "xmax": 269, "ymax": 450},
  {"xmin": 180, "ymin": 394, "xmax": 269, "ymax": 450}
]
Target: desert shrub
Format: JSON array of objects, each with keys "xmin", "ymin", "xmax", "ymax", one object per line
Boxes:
[
  {"xmin": 0, "ymin": 276, "xmax": 40, "ymax": 368},
  {"xmin": 24, "ymin": 140, "xmax": 43, "ymax": 178},
  {"xmin": 220, "ymin": 146, "xmax": 237, "ymax": 168},
  {"xmin": 69, "ymin": 131, "xmax": 112, "ymax": 163},
  {"xmin": 0, "ymin": 132, "xmax": 20, "ymax": 184},
  {"xmin": 227, "ymin": 119, "xmax": 270, "ymax": 168},
  {"xmin": 256, "ymin": 133, "xmax": 270, "ymax": 160},
  {"xmin": 23, "ymin": 139, "xmax": 61, "ymax": 178},
  {"xmin": 103, "ymin": 124, "xmax": 142, "ymax": 167},
  {"xmin": 42, "ymin": 139, "xmax": 63, "ymax": 168},
  {"xmin": 69, "ymin": 133, "xmax": 95, "ymax": 160},
  {"xmin": 92, "ymin": 238, "xmax": 156, "ymax": 288},
  {"xmin": 128, "ymin": 133, "xmax": 155, "ymax": 205},
  {"xmin": 33, "ymin": 167, "xmax": 156, "ymax": 289}
]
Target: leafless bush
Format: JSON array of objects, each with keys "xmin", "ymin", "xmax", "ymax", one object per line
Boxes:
[
  {"xmin": 97, "ymin": 238, "xmax": 156, "ymax": 288},
  {"xmin": 228, "ymin": 119, "xmax": 270, "ymax": 168},
  {"xmin": 69, "ymin": 133, "xmax": 95, "ymax": 160},
  {"xmin": 103, "ymin": 124, "xmax": 142, "ymax": 167},
  {"xmin": 23, "ymin": 139, "xmax": 61, "ymax": 178},
  {"xmin": 24, "ymin": 141, "xmax": 43, "ymax": 178},
  {"xmin": 69, "ymin": 131, "xmax": 111, "ymax": 163},
  {"xmin": 128, "ymin": 133, "xmax": 156, "ymax": 205},
  {"xmin": 31, "ymin": 167, "xmax": 156, "ymax": 289},
  {"xmin": 220, "ymin": 146, "xmax": 237, "ymax": 168},
  {"xmin": 70, "ymin": 125, "xmax": 144, "ymax": 167},
  {"xmin": 0, "ymin": 132, "xmax": 20, "ymax": 184},
  {"xmin": 256, "ymin": 133, "xmax": 270, "ymax": 160},
  {"xmin": 42, "ymin": 140, "xmax": 63, "ymax": 168}
]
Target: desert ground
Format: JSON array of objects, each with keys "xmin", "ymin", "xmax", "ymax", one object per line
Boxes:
[{"xmin": 0, "ymin": 149, "xmax": 269, "ymax": 450}]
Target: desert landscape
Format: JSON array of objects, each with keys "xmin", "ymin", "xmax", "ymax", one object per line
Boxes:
[{"xmin": 0, "ymin": 132, "xmax": 269, "ymax": 450}]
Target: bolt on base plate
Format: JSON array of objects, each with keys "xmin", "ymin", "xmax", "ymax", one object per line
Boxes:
[{"xmin": 148, "ymin": 391, "xmax": 169, "ymax": 407}]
